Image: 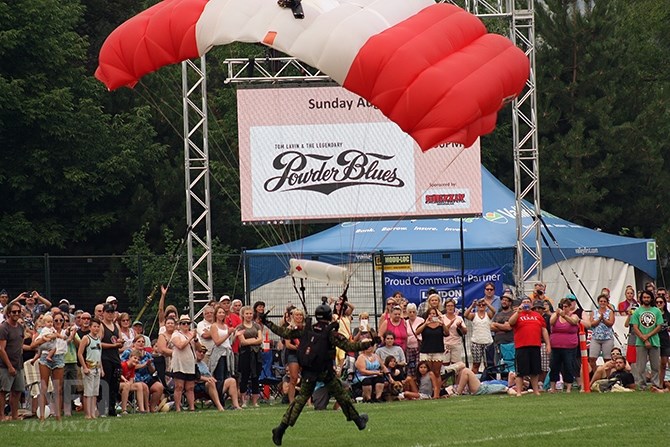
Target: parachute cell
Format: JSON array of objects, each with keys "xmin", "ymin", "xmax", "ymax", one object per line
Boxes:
[{"xmin": 95, "ymin": 0, "xmax": 529, "ymax": 150}]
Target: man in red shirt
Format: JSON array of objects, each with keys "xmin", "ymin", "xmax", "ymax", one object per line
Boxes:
[{"xmin": 509, "ymin": 296, "xmax": 551, "ymax": 396}]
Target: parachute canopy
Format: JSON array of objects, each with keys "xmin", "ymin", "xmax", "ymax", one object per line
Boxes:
[
  {"xmin": 95, "ymin": 0, "xmax": 529, "ymax": 150},
  {"xmin": 289, "ymin": 258, "xmax": 349, "ymax": 287}
]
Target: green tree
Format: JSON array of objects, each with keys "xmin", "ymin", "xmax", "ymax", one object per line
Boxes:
[
  {"xmin": 535, "ymin": 0, "xmax": 670, "ymax": 237},
  {"xmin": 0, "ymin": 0, "xmax": 168, "ymax": 254}
]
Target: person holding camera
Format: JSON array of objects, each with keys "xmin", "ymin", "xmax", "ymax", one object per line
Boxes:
[
  {"xmin": 442, "ymin": 299, "xmax": 467, "ymax": 365},
  {"xmin": 532, "ymin": 282, "xmax": 554, "ymax": 309},
  {"xmin": 415, "ymin": 308, "xmax": 449, "ymax": 386},
  {"xmin": 548, "ymin": 298, "xmax": 580, "ymax": 393},
  {"xmin": 464, "ymin": 298, "xmax": 495, "ymax": 373},
  {"xmin": 170, "ymin": 314, "xmax": 201, "ymax": 412},
  {"xmin": 509, "ymin": 296, "xmax": 551, "ymax": 396},
  {"xmin": 9, "ymin": 291, "xmax": 52, "ymax": 325},
  {"xmin": 618, "ymin": 285, "xmax": 638, "ymax": 313}
]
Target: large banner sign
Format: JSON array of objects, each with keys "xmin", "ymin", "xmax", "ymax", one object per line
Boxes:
[
  {"xmin": 384, "ymin": 268, "xmax": 504, "ymax": 308},
  {"xmin": 237, "ymin": 86, "xmax": 482, "ymax": 223}
]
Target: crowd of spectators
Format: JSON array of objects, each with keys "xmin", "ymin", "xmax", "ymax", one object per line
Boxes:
[
  {"xmin": 2, "ymin": 280, "xmax": 670, "ymax": 422},
  {"xmin": 0, "ymin": 287, "xmax": 251, "ymax": 421},
  {"xmin": 337, "ymin": 281, "xmax": 670, "ymax": 402}
]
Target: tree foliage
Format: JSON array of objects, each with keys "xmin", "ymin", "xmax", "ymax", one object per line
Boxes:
[
  {"xmin": 535, "ymin": 0, "xmax": 670, "ymax": 244},
  {"xmin": 0, "ymin": 0, "xmax": 167, "ymax": 254},
  {"xmin": 1, "ymin": 0, "xmax": 670, "ymax": 278}
]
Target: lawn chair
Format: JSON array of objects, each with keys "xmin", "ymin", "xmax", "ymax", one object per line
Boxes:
[
  {"xmin": 259, "ymin": 349, "xmax": 285, "ymax": 401},
  {"xmin": 480, "ymin": 343, "xmax": 515, "ymax": 381}
]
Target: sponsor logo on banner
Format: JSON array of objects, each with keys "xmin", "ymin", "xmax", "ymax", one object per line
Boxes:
[
  {"xmin": 384, "ymin": 268, "xmax": 504, "ymax": 307},
  {"xmin": 483, "ymin": 212, "xmax": 508, "ymax": 224},
  {"xmin": 263, "ymin": 149, "xmax": 405, "ymax": 195},
  {"xmin": 647, "ymin": 241, "xmax": 657, "ymax": 260},
  {"xmin": 374, "ymin": 254, "xmax": 412, "ymax": 271},
  {"xmin": 575, "ymin": 247, "xmax": 599, "ymax": 255},
  {"xmin": 423, "ymin": 191, "xmax": 470, "ymax": 209}
]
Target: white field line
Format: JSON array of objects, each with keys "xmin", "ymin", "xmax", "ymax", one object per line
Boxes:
[{"xmin": 409, "ymin": 422, "xmax": 612, "ymax": 447}]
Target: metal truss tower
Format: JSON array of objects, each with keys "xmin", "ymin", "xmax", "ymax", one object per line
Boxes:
[
  {"xmin": 185, "ymin": 0, "xmax": 542, "ymax": 306},
  {"xmin": 182, "ymin": 57, "xmax": 214, "ymax": 319}
]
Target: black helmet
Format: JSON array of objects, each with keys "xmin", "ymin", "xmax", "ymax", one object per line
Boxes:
[{"xmin": 314, "ymin": 302, "xmax": 333, "ymax": 322}]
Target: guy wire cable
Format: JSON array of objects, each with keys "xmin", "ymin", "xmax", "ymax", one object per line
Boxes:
[
  {"xmin": 538, "ymin": 216, "xmax": 624, "ymax": 345},
  {"xmin": 538, "ymin": 215, "xmax": 599, "ymax": 309},
  {"xmin": 539, "ymin": 228, "xmax": 582, "ymax": 310}
]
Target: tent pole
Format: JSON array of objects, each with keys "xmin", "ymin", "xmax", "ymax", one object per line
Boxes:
[
  {"xmin": 372, "ymin": 252, "xmax": 379, "ymax": 329},
  {"xmin": 460, "ymin": 218, "xmax": 469, "ymax": 368}
]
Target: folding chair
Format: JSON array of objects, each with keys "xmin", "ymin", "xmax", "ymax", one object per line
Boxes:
[
  {"xmin": 259, "ymin": 349, "xmax": 285, "ymax": 401},
  {"xmin": 480, "ymin": 343, "xmax": 515, "ymax": 381}
]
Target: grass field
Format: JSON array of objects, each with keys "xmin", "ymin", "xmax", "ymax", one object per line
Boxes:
[{"xmin": 3, "ymin": 393, "xmax": 670, "ymax": 446}]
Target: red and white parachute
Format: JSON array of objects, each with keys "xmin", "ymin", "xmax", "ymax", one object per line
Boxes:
[{"xmin": 95, "ymin": 0, "xmax": 529, "ymax": 150}]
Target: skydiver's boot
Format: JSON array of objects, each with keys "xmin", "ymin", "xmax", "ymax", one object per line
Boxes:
[
  {"xmin": 272, "ymin": 423, "xmax": 288, "ymax": 446},
  {"xmin": 354, "ymin": 413, "xmax": 369, "ymax": 430}
]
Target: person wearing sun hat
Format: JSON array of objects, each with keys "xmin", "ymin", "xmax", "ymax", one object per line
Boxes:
[
  {"xmin": 490, "ymin": 291, "xmax": 516, "ymax": 374},
  {"xmin": 170, "ymin": 315, "xmax": 200, "ymax": 412}
]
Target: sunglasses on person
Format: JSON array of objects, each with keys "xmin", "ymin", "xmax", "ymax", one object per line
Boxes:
[
  {"xmin": 9, "ymin": 310, "xmax": 21, "ymax": 315},
  {"xmin": 54, "ymin": 318, "xmax": 64, "ymax": 322},
  {"xmin": 485, "ymin": 288, "xmax": 494, "ymax": 291},
  {"xmin": 656, "ymin": 301, "xmax": 665, "ymax": 305},
  {"xmin": 179, "ymin": 321, "xmax": 191, "ymax": 325}
]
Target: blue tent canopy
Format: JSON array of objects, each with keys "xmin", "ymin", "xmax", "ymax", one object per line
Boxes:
[{"xmin": 247, "ymin": 167, "xmax": 655, "ymax": 291}]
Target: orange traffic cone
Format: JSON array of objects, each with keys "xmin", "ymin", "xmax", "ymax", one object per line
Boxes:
[
  {"xmin": 579, "ymin": 323, "xmax": 591, "ymax": 393},
  {"xmin": 263, "ymin": 331, "xmax": 271, "ymax": 399}
]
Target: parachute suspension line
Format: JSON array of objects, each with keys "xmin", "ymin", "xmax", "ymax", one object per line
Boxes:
[
  {"xmin": 291, "ymin": 277, "xmax": 309, "ymax": 315},
  {"xmin": 230, "ymin": 249, "xmax": 245, "ymax": 299},
  {"xmin": 333, "ymin": 99, "xmax": 382, "ymax": 282},
  {"xmin": 136, "ymin": 75, "xmax": 299, "ymax": 276},
  {"xmin": 345, "ymin": 144, "xmax": 470, "ymax": 281},
  {"xmin": 135, "ymin": 82, "xmax": 184, "ymax": 138}
]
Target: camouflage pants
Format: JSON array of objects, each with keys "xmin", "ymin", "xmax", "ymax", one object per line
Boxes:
[{"xmin": 280, "ymin": 369, "xmax": 359, "ymax": 427}]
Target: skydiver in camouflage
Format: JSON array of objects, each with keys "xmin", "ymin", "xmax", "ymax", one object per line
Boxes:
[{"xmin": 261, "ymin": 300, "xmax": 378, "ymax": 446}]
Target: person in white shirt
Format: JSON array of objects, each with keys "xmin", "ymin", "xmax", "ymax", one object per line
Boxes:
[
  {"xmin": 464, "ymin": 299, "xmax": 495, "ymax": 373},
  {"xmin": 196, "ymin": 305, "xmax": 216, "ymax": 359}
]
